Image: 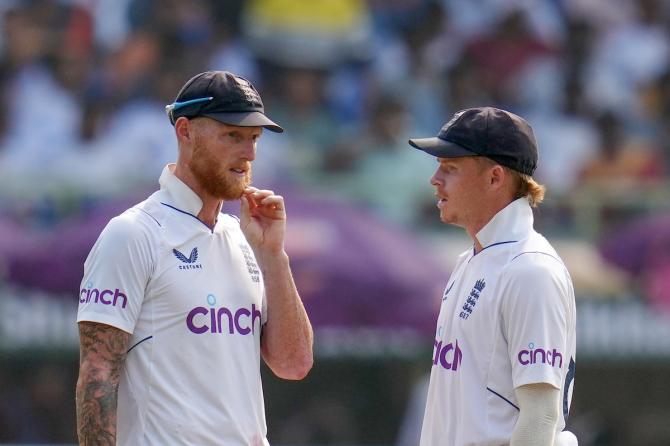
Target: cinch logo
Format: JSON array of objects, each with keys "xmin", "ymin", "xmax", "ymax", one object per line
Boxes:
[
  {"xmin": 517, "ymin": 342, "xmax": 563, "ymax": 368},
  {"xmin": 433, "ymin": 338, "xmax": 463, "ymax": 371},
  {"xmin": 186, "ymin": 294, "xmax": 262, "ymax": 335},
  {"xmin": 79, "ymin": 282, "xmax": 128, "ymax": 309},
  {"xmin": 173, "ymin": 247, "xmax": 203, "ymax": 270}
]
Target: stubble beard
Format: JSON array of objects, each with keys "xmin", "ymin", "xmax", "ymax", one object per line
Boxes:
[{"xmin": 189, "ymin": 138, "xmax": 252, "ymax": 201}]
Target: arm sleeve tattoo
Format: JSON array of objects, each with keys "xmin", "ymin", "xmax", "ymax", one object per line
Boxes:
[{"xmin": 76, "ymin": 322, "xmax": 131, "ymax": 446}]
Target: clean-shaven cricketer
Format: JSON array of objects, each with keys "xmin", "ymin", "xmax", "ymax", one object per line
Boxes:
[
  {"xmin": 76, "ymin": 71, "xmax": 313, "ymax": 445},
  {"xmin": 409, "ymin": 107, "xmax": 578, "ymax": 446}
]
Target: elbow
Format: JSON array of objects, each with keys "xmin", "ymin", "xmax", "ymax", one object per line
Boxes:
[
  {"xmin": 272, "ymin": 354, "xmax": 313, "ymax": 380},
  {"xmin": 293, "ymin": 354, "xmax": 314, "ymax": 380}
]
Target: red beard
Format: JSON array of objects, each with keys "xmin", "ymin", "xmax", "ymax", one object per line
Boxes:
[{"xmin": 189, "ymin": 138, "xmax": 252, "ymax": 200}]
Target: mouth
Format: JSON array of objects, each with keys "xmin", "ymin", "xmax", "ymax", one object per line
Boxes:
[{"xmin": 229, "ymin": 167, "xmax": 247, "ymax": 177}]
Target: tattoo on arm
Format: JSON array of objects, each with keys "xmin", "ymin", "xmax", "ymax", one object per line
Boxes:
[{"xmin": 76, "ymin": 322, "xmax": 131, "ymax": 446}]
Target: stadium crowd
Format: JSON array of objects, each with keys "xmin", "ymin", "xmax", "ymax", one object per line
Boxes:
[{"xmin": 1, "ymin": 0, "xmax": 670, "ymax": 444}]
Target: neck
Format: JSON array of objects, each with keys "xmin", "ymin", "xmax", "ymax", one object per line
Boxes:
[
  {"xmin": 172, "ymin": 163, "xmax": 222, "ymax": 228},
  {"xmin": 196, "ymin": 198, "xmax": 223, "ymax": 228},
  {"xmin": 466, "ymin": 197, "xmax": 515, "ymax": 254},
  {"xmin": 467, "ymin": 221, "xmax": 488, "ymax": 254}
]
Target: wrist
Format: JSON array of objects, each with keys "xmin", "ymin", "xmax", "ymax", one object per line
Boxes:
[{"xmin": 255, "ymin": 249, "xmax": 289, "ymax": 269}]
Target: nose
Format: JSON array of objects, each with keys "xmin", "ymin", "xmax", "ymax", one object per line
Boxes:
[
  {"xmin": 242, "ymin": 140, "xmax": 256, "ymax": 161},
  {"xmin": 430, "ymin": 169, "xmax": 442, "ymax": 187}
]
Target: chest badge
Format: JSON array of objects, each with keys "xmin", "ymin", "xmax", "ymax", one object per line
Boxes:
[
  {"xmin": 459, "ymin": 278, "xmax": 485, "ymax": 320},
  {"xmin": 239, "ymin": 243, "xmax": 260, "ymax": 283},
  {"xmin": 173, "ymin": 247, "xmax": 203, "ymax": 270}
]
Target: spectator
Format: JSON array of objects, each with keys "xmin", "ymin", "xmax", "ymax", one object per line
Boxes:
[
  {"xmin": 583, "ymin": 0, "xmax": 670, "ymax": 116},
  {"xmin": 323, "ymin": 93, "xmax": 435, "ymax": 227},
  {"xmin": 579, "ymin": 110, "xmax": 665, "ymax": 188}
]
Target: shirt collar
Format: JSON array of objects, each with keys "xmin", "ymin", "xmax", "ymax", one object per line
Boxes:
[
  {"xmin": 475, "ymin": 198, "xmax": 534, "ymax": 249},
  {"xmin": 158, "ymin": 163, "xmax": 205, "ymax": 216}
]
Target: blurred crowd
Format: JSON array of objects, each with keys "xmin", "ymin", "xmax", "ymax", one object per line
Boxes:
[
  {"xmin": 0, "ymin": 0, "xmax": 669, "ymax": 303},
  {"xmin": 2, "ymin": 0, "xmax": 670, "ymax": 444},
  {"xmin": 0, "ymin": 0, "xmax": 669, "ymax": 224}
]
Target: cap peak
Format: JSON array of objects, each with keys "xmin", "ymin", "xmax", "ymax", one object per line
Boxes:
[
  {"xmin": 409, "ymin": 106, "xmax": 537, "ymax": 175},
  {"xmin": 166, "ymin": 71, "xmax": 283, "ymax": 133}
]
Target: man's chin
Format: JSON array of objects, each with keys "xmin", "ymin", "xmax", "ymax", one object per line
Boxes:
[
  {"xmin": 439, "ymin": 212, "xmax": 456, "ymax": 225},
  {"xmin": 216, "ymin": 186, "xmax": 246, "ymax": 201},
  {"xmin": 225, "ymin": 189, "xmax": 245, "ymax": 201},
  {"xmin": 219, "ymin": 179, "xmax": 251, "ymax": 201},
  {"xmin": 199, "ymin": 172, "xmax": 249, "ymax": 200}
]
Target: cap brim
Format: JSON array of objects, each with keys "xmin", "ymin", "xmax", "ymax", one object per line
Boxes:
[
  {"xmin": 408, "ymin": 137, "xmax": 477, "ymax": 158},
  {"xmin": 203, "ymin": 111, "xmax": 284, "ymax": 133}
]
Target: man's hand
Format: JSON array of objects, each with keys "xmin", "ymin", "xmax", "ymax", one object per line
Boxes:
[
  {"xmin": 240, "ymin": 187, "xmax": 286, "ymax": 258},
  {"xmin": 239, "ymin": 186, "xmax": 313, "ymax": 380}
]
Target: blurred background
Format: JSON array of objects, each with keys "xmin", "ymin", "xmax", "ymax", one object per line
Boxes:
[{"xmin": 1, "ymin": 0, "xmax": 670, "ymax": 445}]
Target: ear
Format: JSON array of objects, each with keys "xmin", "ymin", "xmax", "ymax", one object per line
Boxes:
[
  {"xmin": 489, "ymin": 164, "xmax": 506, "ymax": 189},
  {"xmin": 174, "ymin": 117, "xmax": 192, "ymax": 144}
]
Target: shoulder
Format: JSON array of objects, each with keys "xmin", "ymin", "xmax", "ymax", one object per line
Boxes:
[
  {"xmin": 220, "ymin": 212, "xmax": 240, "ymax": 224},
  {"xmin": 218, "ymin": 212, "xmax": 243, "ymax": 232},
  {"xmin": 132, "ymin": 192, "xmax": 169, "ymax": 228},
  {"xmin": 218, "ymin": 213, "xmax": 252, "ymax": 246},
  {"xmin": 502, "ymin": 254, "xmax": 566, "ymax": 287},
  {"xmin": 499, "ymin": 237, "xmax": 573, "ymax": 298},
  {"xmin": 507, "ymin": 232, "xmax": 566, "ymax": 274},
  {"xmin": 454, "ymin": 247, "xmax": 473, "ymax": 267},
  {"xmin": 96, "ymin": 199, "xmax": 163, "ymax": 251}
]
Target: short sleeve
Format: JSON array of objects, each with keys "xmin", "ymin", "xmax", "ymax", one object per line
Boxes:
[
  {"xmin": 77, "ymin": 211, "xmax": 155, "ymax": 334},
  {"xmin": 500, "ymin": 254, "xmax": 572, "ymax": 390}
]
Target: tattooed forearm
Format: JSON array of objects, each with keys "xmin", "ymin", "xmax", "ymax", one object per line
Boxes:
[{"xmin": 76, "ymin": 322, "xmax": 131, "ymax": 446}]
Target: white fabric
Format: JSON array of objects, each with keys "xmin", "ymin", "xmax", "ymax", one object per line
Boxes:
[
  {"xmin": 555, "ymin": 431, "xmax": 579, "ymax": 446},
  {"xmin": 511, "ymin": 384, "xmax": 559, "ymax": 446},
  {"xmin": 420, "ymin": 198, "xmax": 577, "ymax": 446},
  {"xmin": 77, "ymin": 164, "xmax": 269, "ymax": 446}
]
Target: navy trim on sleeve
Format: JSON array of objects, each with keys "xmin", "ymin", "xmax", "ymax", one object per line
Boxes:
[
  {"xmin": 127, "ymin": 335, "xmax": 153, "ymax": 354},
  {"xmin": 563, "ymin": 357, "xmax": 576, "ymax": 422},
  {"xmin": 487, "ymin": 387, "xmax": 520, "ymax": 411}
]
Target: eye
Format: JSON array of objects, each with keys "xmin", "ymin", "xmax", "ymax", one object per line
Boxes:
[
  {"xmin": 226, "ymin": 132, "xmax": 242, "ymax": 143},
  {"xmin": 440, "ymin": 162, "xmax": 456, "ymax": 173}
]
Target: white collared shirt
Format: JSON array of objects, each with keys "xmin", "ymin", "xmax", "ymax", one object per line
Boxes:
[
  {"xmin": 420, "ymin": 198, "xmax": 577, "ymax": 446},
  {"xmin": 77, "ymin": 164, "xmax": 269, "ymax": 446}
]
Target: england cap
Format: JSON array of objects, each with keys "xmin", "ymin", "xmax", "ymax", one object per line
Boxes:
[
  {"xmin": 166, "ymin": 71, "xmax": 283, "ymax": 133},
  {"xmin": 408, "ymin": 107, "xmax": 538, "ymax": 175}
]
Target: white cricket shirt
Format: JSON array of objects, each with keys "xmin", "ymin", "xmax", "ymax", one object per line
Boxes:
[
  {"xmin": 77, "ymin": 164, "xmax": 270, "ymax": 446},
  {"xmin": 420, "ymin": 198, "xmax": 577, "ymax": 446}
]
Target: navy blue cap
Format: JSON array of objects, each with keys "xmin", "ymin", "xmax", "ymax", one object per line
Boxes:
[
  {"xmin": 166, "ymin": 71, "xmax": 283, "ymax": 133},
  {"xmin": 409, "ymin": 107, "xmax": 538, "ymax": 175}
]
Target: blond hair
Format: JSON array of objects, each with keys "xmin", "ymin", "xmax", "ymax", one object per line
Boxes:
[
  {"xmin": 510, "ymin": 170, "xmax": 545, "ymax": 207},
  {"xmin": 474, "ymin": 157, "xmax": 546, "ymax": 207}
]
